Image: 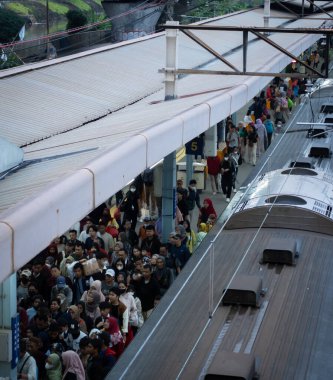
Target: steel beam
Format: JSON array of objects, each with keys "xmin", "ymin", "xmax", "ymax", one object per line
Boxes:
[
  {"xmin": 162, "ymin": 24, "xmax": 333, "ymax": 35},
  {"xmin": 251, "ymin": 30, "xmax": 322, "ymax": 76},
  {"xmin": 272, "ymin": 0, "xmax": 300, "ymax": 16},
  {"xmin": 162, "ymin": 20, "xmax": 332, "ymax": 81},
  {"xmin": 307, "ymin": 0, "xmax": 333, "ymax": 18},
  {"xmin": 181, "ymin": 29, "xmax": 240, "ymax": 72},
  {"xmin": 243, "ymin": 31, "xmax": 248, "ymax": 73},
  {"xmin": 324, "ymin": 34, "xmax": 330, "ymax": 78},
  {"xmin": 162, "ymin": 68, "xmax": 322, "ymax": 79},
  {"xmin": 270, "ymin": 16, "xmax": 333, "ymax": 20}
]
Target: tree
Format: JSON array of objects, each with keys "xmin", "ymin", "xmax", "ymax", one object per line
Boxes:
[
  {"xmin": 66, "ymin": 10, "xmax": 88, "ymax": 31},
  {"xmin": 0, "ymin": 8, "xmax": 25, "ymax": 43}
]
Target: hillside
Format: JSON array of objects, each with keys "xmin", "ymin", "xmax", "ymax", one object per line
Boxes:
[{"xmin": 3, "ymin": 0, "xmax": 105, "ymax": 22}]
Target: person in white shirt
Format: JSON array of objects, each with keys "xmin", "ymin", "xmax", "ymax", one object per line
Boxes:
[
  {"xmin": 119, "ymin": 281, "xmax": 138, "ymax": 328},
  {"xmin": 17, "ymin": 339, "xmax": 37, "ymax": 380}
]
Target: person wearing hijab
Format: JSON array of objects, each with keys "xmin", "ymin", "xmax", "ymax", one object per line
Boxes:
[
  {"xmin": 255, "ymin": 118, "xmax": 267, "ymax": 156},
  {"xmin": 81, "ymin": 283, "xmax": 103, "ymax": 323},
  {"xmin": 45, "ymin": 353, "xmax": 62, "ymax": 380},
  {"xmin": 62, "ymin": 350, "xmax": 85, "ymax": 380},
  {"xmin": 197, "ymin": 223, "xmax": 208, "ymax": 246},
  {"xmin": 198, "ymin": 198, "xmax": 217, "ymax": 225},
  {"xmin": 238, "ymin": 121, "xmax": 248, "ymax": 163},
  {"xmin": 81, "ymin": 280, "xmax": 105, "ymax": 304},
  {"xmin": 103, "ymin": 315, "xmax": 125, "ymax": 358}
]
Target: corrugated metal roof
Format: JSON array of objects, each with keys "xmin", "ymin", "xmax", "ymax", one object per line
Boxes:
[{"xmin": 1, "ymin": 8, "xmax": 292, "ymax": 147}]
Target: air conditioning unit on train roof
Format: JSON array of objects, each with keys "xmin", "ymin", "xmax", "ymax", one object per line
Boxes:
[
  {"xmin": 222, "ymin": 274, "xmax": 262, "ymax": 308},
  {"xmin": 306, "ymin": 127, "xmax": 327, "ymax": 138},
  {"xmin": 262, "ymin": 237, "xmax": 297, "ymax": 266},
  {"xmin": 309, "ymin": 142, "xmax": 331, "ymax": 158},
  {"xmin": 205, "ymin": 351, "xmax": 256, "ymax": 380},
  {"xmin": 288, "ymin": 158, "xmax": 314, "ymax": 169},
  {"xmin": 320, "ymin": 103, "xmax": 333, "ymax": 113},
  {"xmin": 324, "ymin": 116, "xmax": 333, "ymax": 123}
]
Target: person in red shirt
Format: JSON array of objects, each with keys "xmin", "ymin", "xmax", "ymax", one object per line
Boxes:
[{"xmin": 206, "ymin": 156, "xmax": 221, "ymax": 195}]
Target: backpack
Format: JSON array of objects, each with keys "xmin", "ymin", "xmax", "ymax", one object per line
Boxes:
[
  {"xmin": 142, "ymin": 169, "xmax": 154, "ymax": 185},
  {"xmin": 281, "ymin": 97, "xmax": 288, "ymax": 109},
  {"xmin": 287, "ymin": 98, "xmax": 294, "ymax": 109}
]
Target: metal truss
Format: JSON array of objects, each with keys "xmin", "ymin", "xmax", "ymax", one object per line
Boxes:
[{"xmin": 161, "ymin": 24, "xmax": 333, "ymax": 79}]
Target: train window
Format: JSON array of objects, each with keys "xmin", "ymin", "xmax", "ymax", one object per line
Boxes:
[
  {"xmin": 265, "ymin": 195, "xmax": 307, "ymax": 205},
  {"xmin": 282, "ymin": 168, "xmax": 318, "ymax": 176}
]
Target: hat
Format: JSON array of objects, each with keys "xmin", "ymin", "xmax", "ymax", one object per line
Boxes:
[
  {"xmin": 89, "ymin": 328, "xmax": 101, "ymax": 337},
  {"xmin": 21, "ymin": 269, "xmax": 32, "ymax": 278},
  {"xmin": 56, "ymin": 276, "xmax": 66, "ymax": 288},
  {"xmin": 45, "ymin": 256, "xmax": 55, "ymax": 266},
  {"xmin": 143, "ymin": 256, "xmax": 151, "ymax": 264},
  {"xmin": 105, "ymin": 268, "xmax": 115, "ymax": 277},
  {"xmin": 51, "ymin": 343, "xmax": 64, "ymax": 355},
  {"xmin": 176, "ymin": 225, "xmax": 186, "ymax": 238},
  {"xmin": 69, "ymin": 321, "xmax": 79, "ymax": 333}
]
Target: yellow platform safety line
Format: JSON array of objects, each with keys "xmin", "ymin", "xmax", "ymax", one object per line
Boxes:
[{"xmin": 176, "ymin": 147, "xmax": 186, "ymax": 162}]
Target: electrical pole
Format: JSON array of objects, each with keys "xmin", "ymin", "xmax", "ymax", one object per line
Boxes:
[{"xmin": 46, "ymin": 0, "xmax": 50, "ymax": 58}]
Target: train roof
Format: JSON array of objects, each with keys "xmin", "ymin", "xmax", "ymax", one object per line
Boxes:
[{"xmin": 109, "ymin": 83, "xmax": 333, "ymax": 379}]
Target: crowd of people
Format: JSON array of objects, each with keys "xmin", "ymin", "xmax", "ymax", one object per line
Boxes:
[
  {"xmin": 16, "ymin": 174, "xmax": 224, "ymax": 380},
  {"xmin": 205, "ymin": 75, "xmax": 308, "ymax": 201},
  {"xmin": 15, "ymin": 75, "xmax": 307, "ymax": 380}
]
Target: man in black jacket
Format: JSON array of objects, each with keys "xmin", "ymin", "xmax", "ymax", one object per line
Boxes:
[
  {"xmin": 140, "ymin": 225, "xmax": 161, "ymax": 256},
  {"xmin": 72, "ymin": 263, "xmax": 90, "ymax": 304},
  {"xmin": 135, "ymin": 264, "xmax": 160, "ymax": 321}
]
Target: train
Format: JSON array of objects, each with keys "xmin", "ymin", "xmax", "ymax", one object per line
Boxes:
[{"xmin": 108, "ymin": 79, "xmax": 333, "ymax": 379}]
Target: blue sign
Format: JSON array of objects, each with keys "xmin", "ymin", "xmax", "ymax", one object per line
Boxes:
[
  {"xmin": 11, "ymin": 314, "xmax": 20, "ymax": 369},
  {"xmin": 185, "ymin": 136, "xmax": 204, "ymax": 157}
]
